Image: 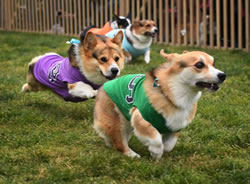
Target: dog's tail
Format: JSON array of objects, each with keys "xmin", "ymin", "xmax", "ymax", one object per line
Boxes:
[{"xmin": 80, "ymin": 25, "xmax": 96, "ymax": 42}]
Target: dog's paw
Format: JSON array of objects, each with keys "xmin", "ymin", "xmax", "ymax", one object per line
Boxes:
[
  {"xmin": 21, "ymin": 83, "xmax": 30, "ymax": 92},
  {"xmin": 144, "ymin": 57, "xmax": 150, "ymax": 64},
  {"xmin": 149, "ymin": 144, "xmax": 164, "ymax": 160},
  {"xmin": 124, "ymin": 150, "xmax": 141, "ymax": 158},
  {"xmin": 68, "ymin": 82, "xmax": 96, "ymax": 99},
  {"xmin": 92, "ymin": 90, "xmax": 98, "ymax": 97},
  {"xmin": 74, "ymin": 89, "xmax": 96, "ymax": 99}
]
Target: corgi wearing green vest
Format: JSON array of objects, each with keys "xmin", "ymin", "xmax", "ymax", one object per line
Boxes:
[{"xmin": 94, "ymin": 50, "xmax": 226, "ymax": 160}]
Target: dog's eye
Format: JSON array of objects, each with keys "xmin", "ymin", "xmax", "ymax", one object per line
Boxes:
[
  {"xmin": 195, "ymin": 61, "xmax": 205, "ymax": 69},
  {"xmin": 114, "ymin": 57, "xmax": 119, "ymax": 62},
  {"xmin": 146, "ymin": 24, "xmax": 151, "ymax": 27},
  {"xmin": 139, "ymin": 23, "xmax": 144, "ymax": 27},
  {"xmin": 100, "ymin": 57, "xmax": 108, "ymax": 62}
]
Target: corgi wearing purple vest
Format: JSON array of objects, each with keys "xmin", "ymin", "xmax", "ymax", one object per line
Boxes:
[{"xmin": 22, "ymin": 31, "xmax": 125, "ymax": 102}]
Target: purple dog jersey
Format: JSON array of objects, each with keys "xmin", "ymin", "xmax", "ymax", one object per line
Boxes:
[{"xmin": 33, "ymin": 54, "xmax": 100, "ymax": 102}]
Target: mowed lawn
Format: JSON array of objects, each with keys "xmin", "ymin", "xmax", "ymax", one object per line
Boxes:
[{"xmin": 0, "ymin": 31, "xmax": 249, "ymax": 184}]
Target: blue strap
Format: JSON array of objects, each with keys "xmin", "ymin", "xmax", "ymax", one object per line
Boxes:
[{"xmin": 66, "ymin": 38, "xmax": 80, "ymax": 45}]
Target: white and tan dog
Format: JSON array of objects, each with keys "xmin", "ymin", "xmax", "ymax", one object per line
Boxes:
[
  {"xmin": 22, "ymin": 31, "xmax": 125, "ymax": 102},
  {"xmin": 105, "ymin": 20, "xmax": 158, "ymax": 64},
  {"xmin": 93, "ymin": 50, "xmax": 226, "ymax": 159}
]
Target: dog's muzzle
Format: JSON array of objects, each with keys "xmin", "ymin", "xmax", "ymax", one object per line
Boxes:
[
  {"xmin": 100, "ymin": 68, "xmax": 119, "ymax": 80},
  {"xmin": 144, "ymin": 28, "xmax": 158, "ymax": 38},
  {"xmin": 196, "ymin": 72, "xmax": 226, "ymax": 91}
]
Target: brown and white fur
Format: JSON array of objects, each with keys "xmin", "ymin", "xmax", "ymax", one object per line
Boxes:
[
  {"xmin": 22, "ymin": 31, "xmax": 125, "ymax": 100},
  {"xmin": 125, "ymin": 20, "xmax": 158, "ymax": 64},
  {"xmin": 94, "ymin": 50, "xmax": 226, "ymax": 159}
]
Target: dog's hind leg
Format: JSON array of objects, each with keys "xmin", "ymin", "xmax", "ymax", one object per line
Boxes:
[
  {"xmin": 94, "ymin": 87, "xmax": 140, "ymax": 158},
  {"xmin": 118, "ymin": 109, "xmax": 140, "ymax": 158},
  {"xmin": 130, "ymin": 107, "xmax": 164, "ymax": 160},
  {"xmin": 93, "ymin": 122, "xmax": 113, "ymax": 148},
  {"xmin": 22, "ymin": 56, "xmax": 46, "ymax": 92},
  {"xmin": 21, "ymin": 71, "xmax": 45, "ymax": 92},
  {"xmin": 94, "ymin": 107, "xmax": 140, "ymax": 158}
]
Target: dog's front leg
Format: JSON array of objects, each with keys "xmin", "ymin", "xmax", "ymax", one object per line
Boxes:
[
  {"xmin": 130, "ymin": 107, "xmax": 163, "ymax": 160},
  {"xmin": 68, "ymin": 81, "xmax": 97, "ymax": 99},
  {"xmin": 122, "ymin": 49, "xmax": 132, "ymax": 64},
  {"xmin": 144, "ymin": 49, "xmax": 151, "ymax": 64},
  {"xmin": 162, "ymin": 133, "xmax": 179, "ymax": 152}
]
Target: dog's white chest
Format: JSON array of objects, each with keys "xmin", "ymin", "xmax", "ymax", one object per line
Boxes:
[{"xmin": 164, "ymin": 108, "xmax": 191, "ymax": 132}]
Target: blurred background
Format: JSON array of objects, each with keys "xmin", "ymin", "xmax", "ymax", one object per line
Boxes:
[{"xmin": 0, "ymin": 0, "xmax": 249, "ymax": 51}]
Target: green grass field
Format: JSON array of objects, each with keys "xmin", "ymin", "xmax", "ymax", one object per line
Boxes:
[{"xmin": 0, "ymin": 31, "xmax": 249, "ymax": 184}]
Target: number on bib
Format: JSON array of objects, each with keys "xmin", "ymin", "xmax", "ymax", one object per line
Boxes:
[{"xmin": 125, "ymin": 75, "xmax": 144, "ymax": 104}]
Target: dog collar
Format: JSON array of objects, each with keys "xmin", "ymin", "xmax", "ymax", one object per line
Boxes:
[
  {"xmin": 150, "ymin": 72, "xmax": 179, "ymax": 109},
  {"xmin": 153, "ymin": 77, "xmax": 160, "ymax": 88}
]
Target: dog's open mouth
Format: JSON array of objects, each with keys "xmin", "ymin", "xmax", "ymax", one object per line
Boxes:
[
  {"xmin": 144, "ymin": 32, "xmax": 156, "ymax": 38},
  {"xmin": 196, "ymin": 82, "xmax": 219, "ymax": 91},
  {"xmin": 100, "ymin": 71, "xmax": 117, "ymax": 80}
]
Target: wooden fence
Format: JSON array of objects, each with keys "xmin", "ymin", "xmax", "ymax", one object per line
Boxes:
[{"xmin": 0, "ymin": 0, "xmax": 249, "ymax": 51}]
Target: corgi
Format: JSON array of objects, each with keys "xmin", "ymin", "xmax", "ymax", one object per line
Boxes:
[
  {"xmin": 88, "ymin": 14, "xmax": 131, "ymax": 35},
  {"xmin": 21, "ymin": 31, "xmax": 125, "ymax": 102},
  {"xmin": 105, "ymin": 20, "xmax": 158, "ymax": 64},
  {"xmin": 93, "ymin": 50, "xmax": 226, "ymax": 159}
]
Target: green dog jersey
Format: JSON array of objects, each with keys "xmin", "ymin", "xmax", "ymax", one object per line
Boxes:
[{"xmin": 103, "ymin": 74, "xmax": 176, "ymax": 134}]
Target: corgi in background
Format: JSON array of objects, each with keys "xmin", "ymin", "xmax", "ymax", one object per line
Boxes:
[
  {"xmin": 22, "ymin": 31, "xmax": 125, "ymax": 102},
  {"xmin": 88, "ymin": 14, "xmax": 131, "ymax": 35},
  {"xmin": 94, "ymin": 50, "xmax": 226, "ymax": 159},
  {"xmin": 105, "ymin": 20, "xmax": 158, "ymax": 64}
]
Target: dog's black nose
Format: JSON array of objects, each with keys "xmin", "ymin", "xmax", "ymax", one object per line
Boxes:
[
  {"xmin": 154, "ymin": 28, "xmax": 158, "ymax": 33},
  {"xmin": 111, "ymin": 68, "xmax": 119, "ymax": 75},
  {"xmin": 217, "ymin": 73, "xmax": 226, "ymax": 82}
]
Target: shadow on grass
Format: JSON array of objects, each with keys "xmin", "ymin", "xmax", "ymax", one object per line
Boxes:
[{"xmin": 23, "ymin": 100, "xmax": 93, "ymax": 122}]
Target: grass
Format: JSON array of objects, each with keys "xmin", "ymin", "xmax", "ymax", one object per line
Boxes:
[{"xmin": 0, "ymin": 31, "xmax": 249, "ymax": 184}]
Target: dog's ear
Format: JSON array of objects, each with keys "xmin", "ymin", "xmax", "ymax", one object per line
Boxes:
[
  {"xmin": 80, "ymin": 25, "xmax": 96, "ymax": 42},
  {"xmin": 132, "ymin": 19, "xmax": 143, "ymax": 27},
  {"xmin": 182, "ymin": 50, "xmax": 189, "ymax": 53},
  {"xmin": 112, "ymin": 30, "xmax": 123, "ymax": 47},
  {"xmin": 126, "ymin": 12, "xmax": 131, "ymax": 20},
  {"xmin": 160, "ymin": 49, "xmax": 178, "ymax": 61},
  {"xmin": 82, "ymin": 32, "xmax": 97, "ymax": 50},
  {"xmin": 112, "ymin": 14, "xmax": 119, "ymax": 20}
]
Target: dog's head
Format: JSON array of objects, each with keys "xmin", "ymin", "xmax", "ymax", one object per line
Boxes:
[
  {"xmin": 160, "ymin": 50, "xmax": 226, "ymax": 91},
  {"xmin": 131, "ymin": 20, "xmax": 158, "ymax": 39},
  {"xmin": 111, "ymin": 14, "xmax": 131, "ymax": 29},
  {"xmin": 77, "ymin": 31, "xmax": 125, "ymax": 84}
]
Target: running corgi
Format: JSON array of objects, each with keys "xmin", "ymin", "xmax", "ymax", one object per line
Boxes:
[
  {"xmin": 22, "ymin": 31, "xmax": 125, "ymax": 102},
  {"xmin": 106, "ymin": 20, "xmax": 158, "ymax": 64},
  {"xmin": 94, "ymin": 50, "xmax": 226, "ymax": 159}
]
